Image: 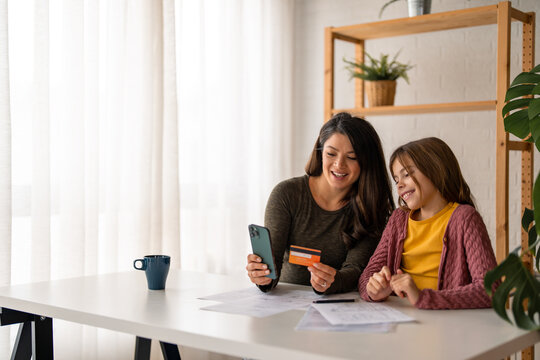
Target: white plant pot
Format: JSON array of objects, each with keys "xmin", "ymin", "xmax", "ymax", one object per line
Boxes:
[{"xmin": 408, "ymin": 0, "xmax": 431, "ymax": 17}]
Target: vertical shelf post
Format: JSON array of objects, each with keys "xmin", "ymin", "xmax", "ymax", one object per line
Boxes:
[
  {"xmin": 354, "ymin": 41, "xmax": 365, "ymax": 109},
  {"xmin": 520, "ymin": 11, "xmax": 535, "ymax": 360},
  {"xmin": 496, "ymin": 1, "xmax": 511, "ymax": 263},
  {"xmin": 324, "ymin": 27, "xmax": 334, "ymax": 122}
]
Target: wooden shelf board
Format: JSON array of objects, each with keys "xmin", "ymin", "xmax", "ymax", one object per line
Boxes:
[
  {"xmin": 332, "ymin": 100, "xmax": 496, "ymax": 116},
  {"xmin": 332, "ymin": 3, "xmax": 528, "ymax": 41}
]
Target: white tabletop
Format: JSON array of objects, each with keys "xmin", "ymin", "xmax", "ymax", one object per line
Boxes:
[{"xmin": 0, "ymin": 270, "xmax": 538, "ymax": 360}]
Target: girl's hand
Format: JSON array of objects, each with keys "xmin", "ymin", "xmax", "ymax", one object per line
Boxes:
[
  {"xmin": 366, "ymin": 266, "xmax": 393, "ymax": 301},
  {"xmin": 308, "ymin": 262, "xmax": 336, "ymax": 292},
  {"xmin": 390, "ymin": 269, "xmax": 420, "ymax": 306},
  {"xmin": 246, "ymin": 254, "xmax": 272, "ymax": 286}
]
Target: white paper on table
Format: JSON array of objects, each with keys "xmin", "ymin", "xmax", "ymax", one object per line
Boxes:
[
  {"xmin": 312, "ymin": 300, "xmax": 414, "ymax": 325},
  {"xmin": 199, "ymin": 287, "xmax": 263, "ymax": 302},
  {"xmin": 200, "ymin": 297, "xmax": 294, "ymax": 318},
  {"xmin": 295, "ymin": 306, "xmax": 396, "ymax": 333},
  {"xmin": 200, "ymin": 287, "xmax": 359, "ymax": 308}
]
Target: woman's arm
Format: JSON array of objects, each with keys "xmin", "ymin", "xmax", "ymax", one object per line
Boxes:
[
  {"xmin": 256, "ymin": 181, "xmax": 293, "ymax": 292},
  {"xmin": 322, "ymin": 236, "xmax": 378, "ymax": 294}
]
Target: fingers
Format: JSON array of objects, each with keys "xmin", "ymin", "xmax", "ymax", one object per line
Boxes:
[
  {"xmin": 366, "ymin": 275, "xmax": 392, "ymax": 301},
  {"xmin": 310, "ymin": 273, "xmax": 329, "ymax": 292},
  {"xmin": 389, "ymin": 272, "xmax": 420, "ymax": 305},
  {"xmin": 308, "ymin": 262, "xmax": 336, "ymax": 292},
  {"xmin": 380, "ymin": 266, "xmax": 392, "ymax": 281},
  {"xmin": 246, "ymin": 254, "xmax": 272, "ymax": 285}
]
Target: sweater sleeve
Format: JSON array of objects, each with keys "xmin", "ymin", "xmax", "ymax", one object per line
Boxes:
[
  {"xmin": 326, "ymin": 235, "xmax": 378, "ymax": 294},
  {"xmin": 415, "ymin": 209, "xmax": 497, "ymax": 309},
  {"xmin": 358, "ymin": 210, "xmax": 401, "ymax": 301},
  {"xmin": 257, "ymin": 181, "xmax": 292, "ymax": 292}
]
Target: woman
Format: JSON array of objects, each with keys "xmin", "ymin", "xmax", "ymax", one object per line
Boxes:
[{"xmin": 246, "ymin": 112, "xmax": 395, "ymax": 294}]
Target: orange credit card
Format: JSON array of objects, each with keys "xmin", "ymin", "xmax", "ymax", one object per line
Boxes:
[{"xmin": 289, "ymin": 245, "xmax": 321, "ymax": 267}]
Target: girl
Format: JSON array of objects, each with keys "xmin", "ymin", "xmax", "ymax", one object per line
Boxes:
[
  {"xmin": 358, "ymin": 137, "xmax": 497, "ymax": 309},
  {"xmin": 246, "ymin": 112, "xmax": 395, "ymax": 294}
]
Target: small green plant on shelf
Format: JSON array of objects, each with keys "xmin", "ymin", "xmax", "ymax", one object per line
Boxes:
[
  {"xmin": 343, "ymin": 51, "xmax": 413, "ymax": 107},
  {"xmin": 343, "ymin": 51, "xmax": 413, "ymax": 83},
  {"xmin": 484, "ymin": 64, "xmax": 540, "ymax": 330}
]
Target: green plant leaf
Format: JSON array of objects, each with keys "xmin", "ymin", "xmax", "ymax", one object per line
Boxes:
[
  {"xmin": 528, "ymin": 226, "xmax": 538, "ymax": 255},
  {"xmin": 532, "ymin": 83, "xmax": 540, "ymax": 95},
  {"xmin": 343, "ymin": 51, "xmax": 413, "ymax": 83},
  {"xmin": 505, "ymin": 84, "xmax": 536, "ymax": 102},
  {"xmin": 534, "ymin": 173, "xmax": 540, "ymax": 237},
  {"xmin": 522, "ymin": 207, "xmax": 534, "ymax": 231},
  {"xmin": 511, "ymin": 279, "xmax": 540, "ymax": 330},
  {"xmin": 510, "ymin": 72, "xmax": 540, "ymax": 87},
  {"xmin": 502, "ymin": 98, "xmax": 531, "ymax": 118},
  {"xmin": 532, "ymin": 64, "xmax": 540, "ymax": 73},
  {"xmin": 531, "ymin": 116, "xmax": 540, "ymax": 152},
  {"xmin": 484, "ymin": 253, "xmax": 540, "ymax": 330},
  {"xmin": 504, "ymin": 108, "xmax": 530, "ymax": 139},
  {"xmin": 529, "ymin": 98, "xmax": 540, "ymax": 120}
]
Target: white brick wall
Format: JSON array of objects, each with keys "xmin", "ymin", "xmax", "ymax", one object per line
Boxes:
[{"xmin": 293, "ymin": 0, "xmax": 540, "ymax": 261}]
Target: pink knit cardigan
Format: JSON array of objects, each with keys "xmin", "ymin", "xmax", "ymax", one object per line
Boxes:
[{"xmin": 358, "ymin": 204, "xmax": 497, "ymax": 309}]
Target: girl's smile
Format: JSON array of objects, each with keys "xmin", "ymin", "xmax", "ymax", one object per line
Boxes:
[{"xmin": 391, "ymin": 155, "xmax": 448, "ymax": 220}]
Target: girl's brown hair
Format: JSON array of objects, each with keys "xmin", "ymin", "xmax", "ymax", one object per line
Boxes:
[
  {"xmin": 305, "ymin": 112, "xmax": 395, "ymax": 248},
  {"xmin": 389, "ymin": 137, "xmax": 475, "ymax": 210}
]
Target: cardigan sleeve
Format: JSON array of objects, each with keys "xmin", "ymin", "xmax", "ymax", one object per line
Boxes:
[
  {"xmin": 358, "ymin": 210, "xmax": 402, "ymax": 301},
  {"xmin": 415, "ymin": 208, "xmax": 497, "ymax": 309}
]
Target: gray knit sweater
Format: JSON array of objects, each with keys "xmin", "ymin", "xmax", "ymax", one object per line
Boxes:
[{"xmin": 259, "ymin": 175, "xmax": 378, "ymax": 294}]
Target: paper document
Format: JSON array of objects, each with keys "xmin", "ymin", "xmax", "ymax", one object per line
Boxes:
[
  {"xmin": 200, "ymin": 287, "xmax": 360, "ymax": 317},
  {"xmin": 295, "ymin": 306, "xmax": 396, "ymax": 333},
  {"xmin": 201, "ymin": 297, "xmax": 294, "ymax": 318},
  {"xmin": 312, "ymin": 300, "xmax": 414, "ymax": 325}
]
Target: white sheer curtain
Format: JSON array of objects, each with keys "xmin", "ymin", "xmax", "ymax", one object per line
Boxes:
[
  {"xmin": 4, "ymin": 0, "xmax": 180, "ymax": 357},
  {"xmin": 1, "ymin": 0, "xmax": 293, "ymax": 358},
  {"xmin": 176, "ymin": 0, "xmax": 294, "ymax": 276}
]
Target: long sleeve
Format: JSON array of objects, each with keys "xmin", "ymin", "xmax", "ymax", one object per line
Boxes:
[
  {"xmin": 415, "ymin": 208, "xmax": 497, "ymax": 309},
  {"xmin": 258, "ymin": 180, "xmax": 292, "ymax": 292},
  {"xmin": 328, "ymin": 235, "xmax": 378, "ymax": 294},
  {"xmin": 358, "ymin": 209, "xmax": 406, "ymax": 301},
  {"xmin": 256, "ymin": 175, "xmax": 380, "ymax": 294}
]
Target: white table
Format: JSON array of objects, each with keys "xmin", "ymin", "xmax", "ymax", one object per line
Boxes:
[{"xmin": 0, "ymin": 270, "xmax": 538, "ymax": 360}]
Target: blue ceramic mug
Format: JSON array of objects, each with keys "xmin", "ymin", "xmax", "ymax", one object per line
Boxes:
[{"xmin": 133, "ymin": 255, "xmax": 171, "ymax": 290}]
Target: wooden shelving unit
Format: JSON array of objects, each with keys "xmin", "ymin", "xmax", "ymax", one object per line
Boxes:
[{"xmin": 325, "ymin": 2, "xmax": 535, "ymax": 358}]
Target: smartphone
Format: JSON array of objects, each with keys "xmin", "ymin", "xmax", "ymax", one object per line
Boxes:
[{"xmin": 248, "ymin": 224, "xmax": 277, "ymax": 280}]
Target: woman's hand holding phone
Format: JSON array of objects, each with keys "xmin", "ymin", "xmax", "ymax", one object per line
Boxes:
[{"xmin": 246, "ymin": 254, "xmax": 272, "ymax": 286}]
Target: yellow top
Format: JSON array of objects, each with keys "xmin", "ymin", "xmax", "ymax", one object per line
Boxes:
[{"xmin": 401, "ymin": 202, "xmax": 458, "ymax": 290}]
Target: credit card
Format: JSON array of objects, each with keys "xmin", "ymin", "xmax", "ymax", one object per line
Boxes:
[{"xmin": 289, "ymin": 245, "xmax": 321, "ymax": 267}]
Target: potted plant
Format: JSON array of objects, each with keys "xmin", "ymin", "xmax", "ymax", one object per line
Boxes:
[
  {"xmin": 484, "ymin": 64, "xmax": 540, "ymax": 330},
  {"xmin": 379, "ymin": 0, "xmax": 432, "ymax": 18},
  {"xmin": 343, "ymin": 51, "xmax": 413, "ymax": 107}
]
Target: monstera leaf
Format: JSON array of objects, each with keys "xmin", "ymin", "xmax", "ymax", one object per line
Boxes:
[
  {"xmin": 489, "ymin": 68, "xmax": 540, "ymax": 330},
  {"xmin": 503, "ymin": 64, "xmax": 540, "ymax": 152},
  {"xmin": 485, "ymin": 251, "xmax": 540, "ymax": 330}
]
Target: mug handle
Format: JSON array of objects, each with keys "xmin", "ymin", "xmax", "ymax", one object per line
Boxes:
[{"xmin": 133, "ymin": 259, "xmax": 147, "ymax": 271}]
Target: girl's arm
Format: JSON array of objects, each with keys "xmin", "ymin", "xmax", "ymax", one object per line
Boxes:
[
  {"xmin": 414, "ymin": 209, "xmax": 497, "ymax": 309},
  {"xmin": 323, "ymin": 235, "xmax": 378, "ymax": 294},
  {"xmin": 358, "ymin": 210, "xmax": 403, "ymax": 301}
]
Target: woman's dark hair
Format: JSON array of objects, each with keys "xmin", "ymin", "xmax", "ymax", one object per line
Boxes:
[
  {"xmin": 305, "ymin": 112, "xmax": 395, "ymax": 248},
  {"xmin": 389, "ymin": 137, "xmax": 475, "ymax": 210}
]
